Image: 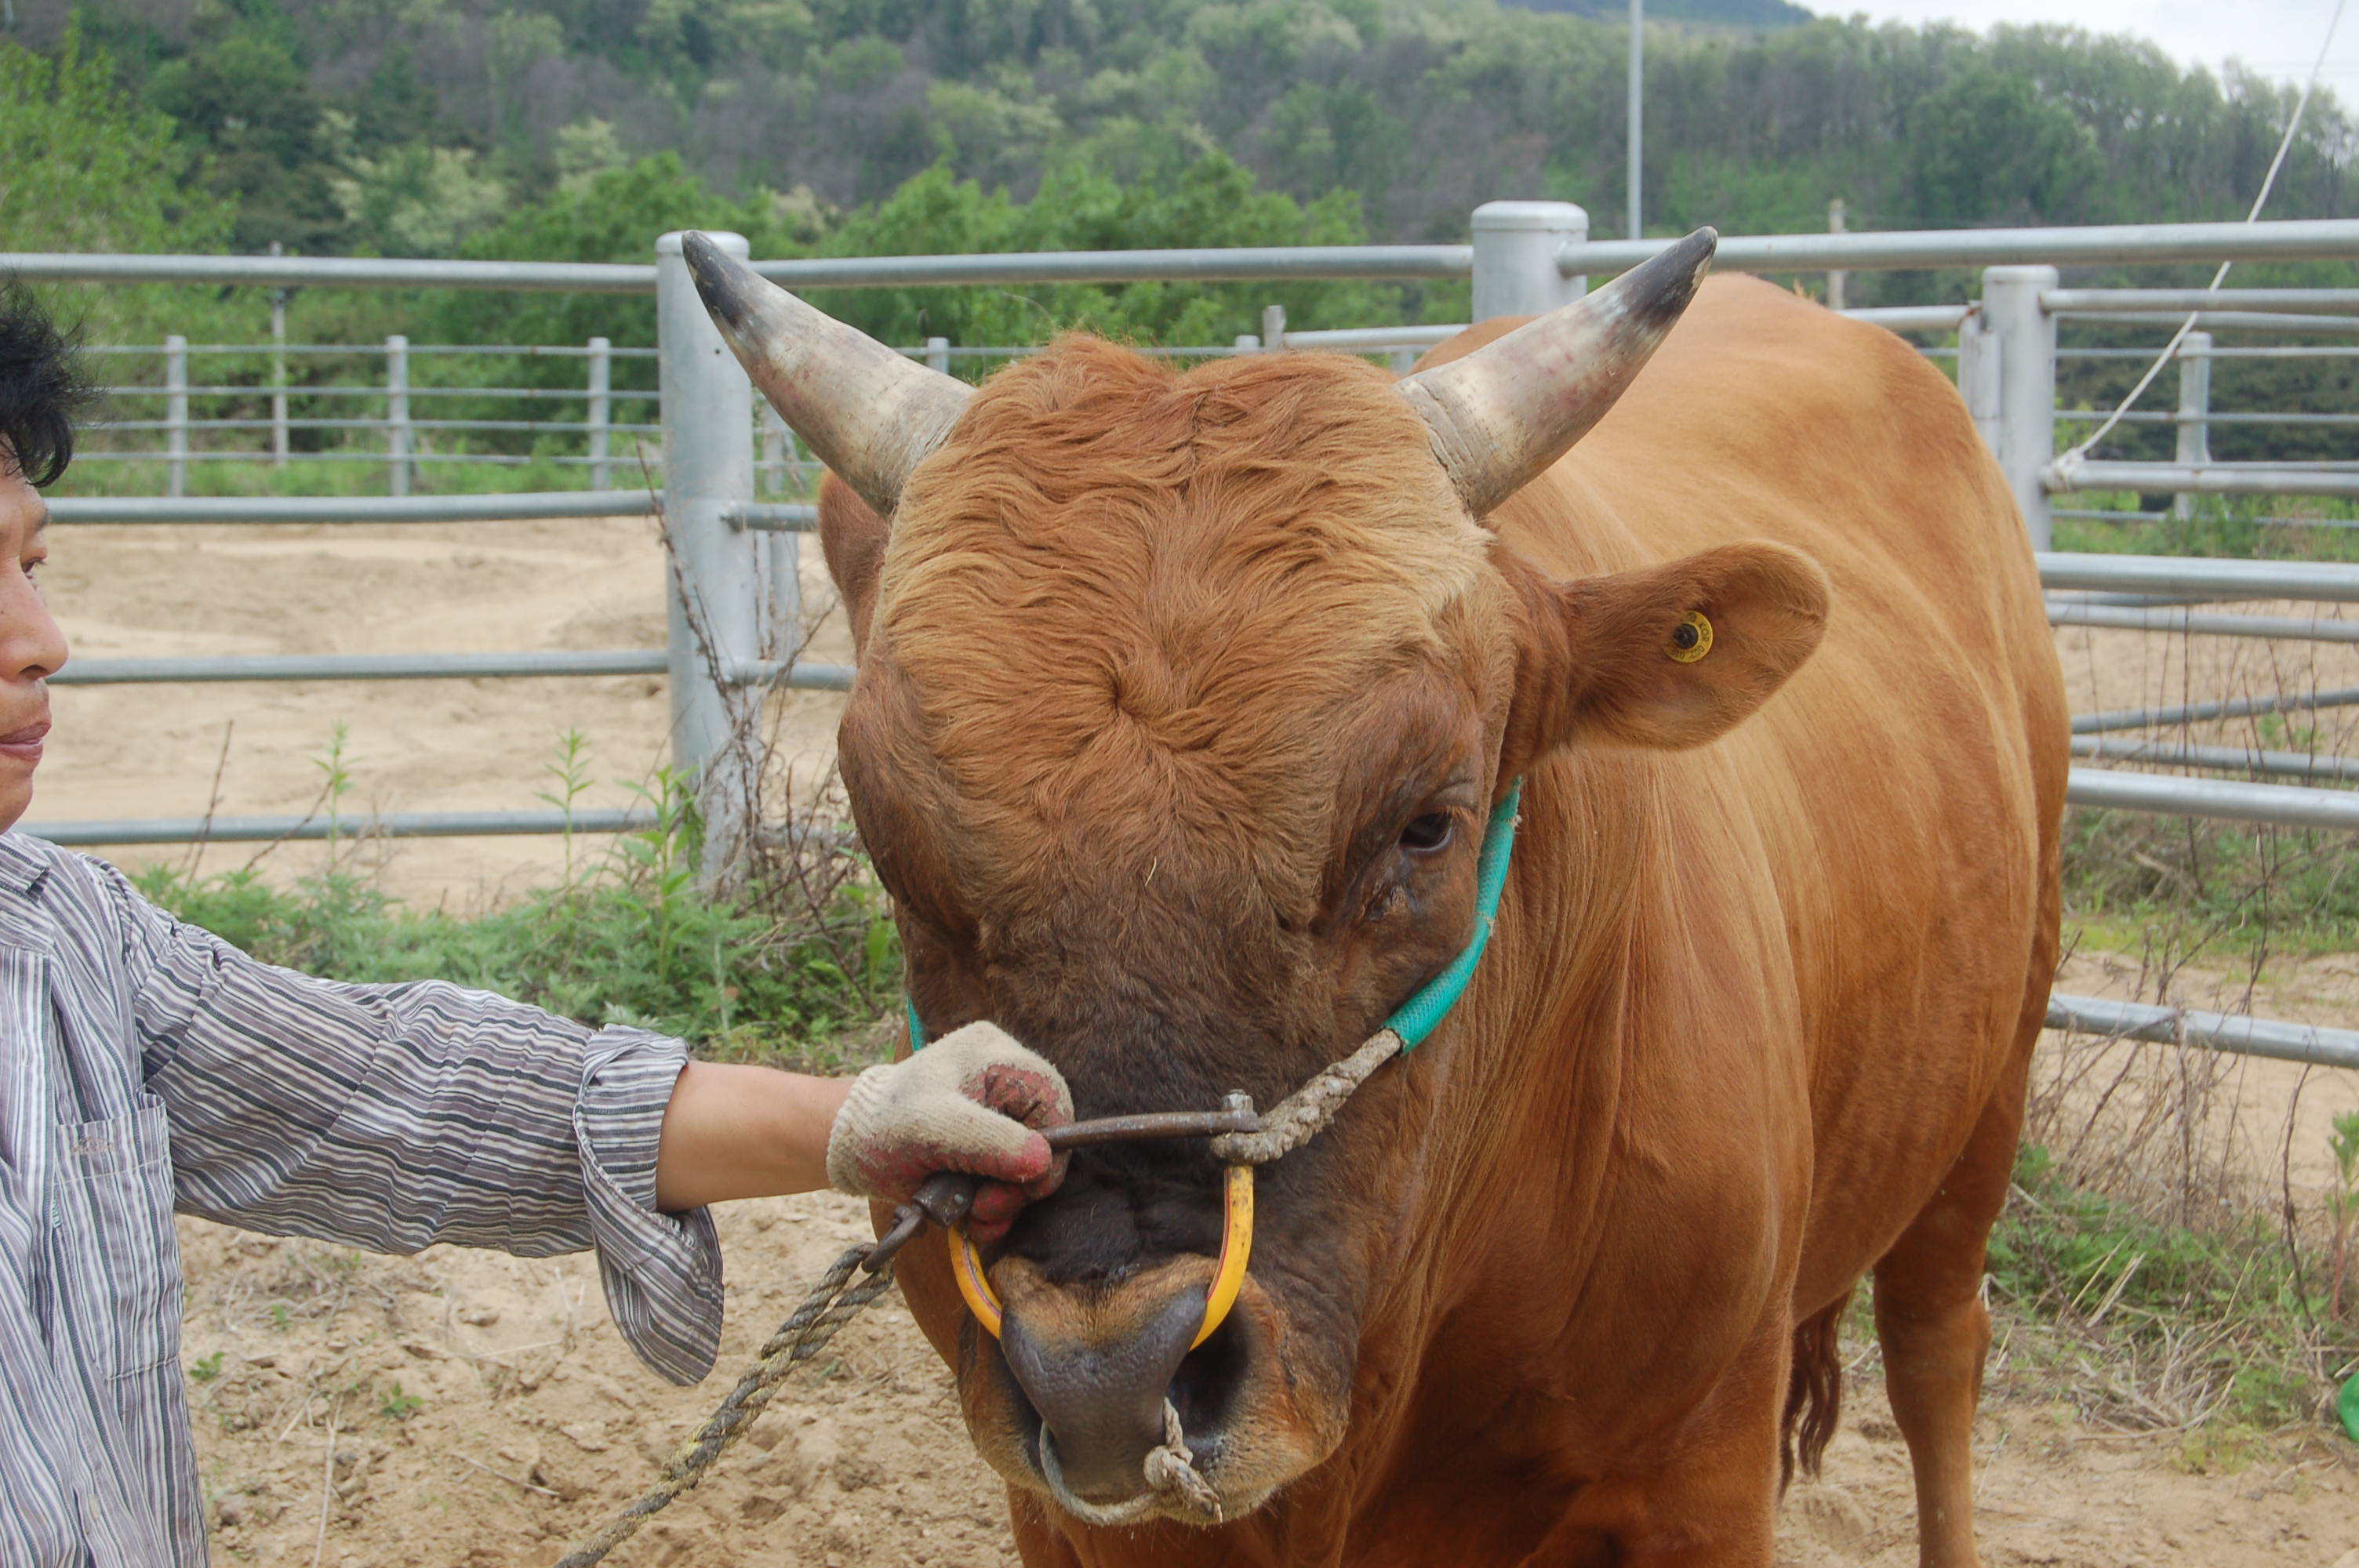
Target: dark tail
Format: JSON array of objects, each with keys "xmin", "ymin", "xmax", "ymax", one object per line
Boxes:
[{"xmin": 1780, "ymin": 1288, "xmax": 1850, "ymax": 1490}]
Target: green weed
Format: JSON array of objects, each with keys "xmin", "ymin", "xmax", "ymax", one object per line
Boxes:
[
  {"xmin": 1987, "ymin": 1145, "xmax": 2355, "ymax": 1432},
  {"xmin": 188, "ymin": 1349, "xmax": 225, "ymax": 1383},
  {"xmin": 136, "ymin": 736, "xmax": 897, "ymax": 1070}
]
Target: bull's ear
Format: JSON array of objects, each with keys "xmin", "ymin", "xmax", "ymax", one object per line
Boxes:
[
  {"xmin": 817, "ymin": 470, "xmax": 890, "ymax": 655},
  {"xmin": 1499, "ymin": 541, "xmax": 1829, "ymax": 771}
]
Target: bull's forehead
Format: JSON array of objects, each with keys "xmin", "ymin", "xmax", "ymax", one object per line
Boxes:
[{"xmin": 860, "ymin": 338, "xmax": 1499, "ymax": 902}]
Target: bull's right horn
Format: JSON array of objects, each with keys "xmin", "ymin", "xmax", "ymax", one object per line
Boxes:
[
  {"xmin": 1400, "ymin": 227, "xmax": 1717, "ymax": 519},
  {"xmin": 680, "ymin": 231, "xmax": 971, "ymax": 517}
]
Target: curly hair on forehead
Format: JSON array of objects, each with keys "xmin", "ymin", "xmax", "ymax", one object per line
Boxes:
[{"xmin": 0, "ymin": 282, "xmax": 93, "ymax": 488}]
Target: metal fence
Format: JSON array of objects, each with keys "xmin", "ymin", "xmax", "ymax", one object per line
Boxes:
[{"xmin": 20, "ymin": 202, "xmax": 2359, "ymax": 1067}]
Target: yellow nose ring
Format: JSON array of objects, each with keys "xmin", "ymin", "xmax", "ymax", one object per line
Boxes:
[{"xmin": 951, "ymin": 1162, "xmax": 1256, "ymax": 1350}]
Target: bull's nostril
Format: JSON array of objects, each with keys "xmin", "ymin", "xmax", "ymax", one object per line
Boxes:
[
  {"xmin": 1168, "ymin": 1310, "xmax": 1249, "ymax": 1440},
  {"xmin": 1000, "ymin": 1290, "xmax": 1201, "ymax": 1503}
]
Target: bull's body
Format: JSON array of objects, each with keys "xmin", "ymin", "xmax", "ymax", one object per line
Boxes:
[
  {"xmin": 877, "ymin": 277, "xmax": 2063, "ymax": 1565},
  {"xmin": 689, "ymin": 222, "xmax": 2063, "ymax": 1566}
]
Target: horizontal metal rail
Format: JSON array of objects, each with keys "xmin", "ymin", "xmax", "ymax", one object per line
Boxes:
[
  {"xmin": 1, "ymin": 253, "xmax": 660, "ymax": 292},
  {"xmin": 2043, "ymin": 289, "xmax": 2359, "ymax": 313},
  {"xmin": 1283, "ymin": 324, "xmax": 1465, "ymax": 350},
  {"xmin": 91, "ymin": 418, "xmax": 660, "ymax": 436},
  {"xmin": 2070, "ymin": 735, "xmax": 2359, "ymax": 782},
  {"xmin": 2036, "ymin": 553, "xmax": 2359, "ymax": 601},
  {"xmin": 2054, "ymin": 410, "xmax": 2359, "ymax": 427},
  {"xmin": 89, "ymin": 343, "xmax": 661, "ymax": 358},
  {"xmin": 2047, "ymin": 603, "xmax": 2359, "ymax": 641},
  {"xmin": 1840, "ymin": 305, "xmax": 1972, "ymax": 330},
  {"xmin": 33, "ymin": 220, "xmax": 2359, "ymax": 303},
  {"xmin": 1558, "ymin": 219, "xmax": 2359, "ymax": 276},
  {"xmin": 2051, "ymin": 310, "xmax": 2359, "ymax": 333},
  {"xmin": 98, "ymin": 384, "xmax": 660, "ymax": 401},
  {"xmin": 2046, "ymin": 992, "xmax": 2359, "ymax": 1070},
  {"xmin": 722, "ymin": 503, "xmax": 819, "ymax": 532},
  {"xmin": 16, "ymin": 808, "xmax": 659, "ymax": 846},
  {"xmin": 51, "ymin": 651, "xmax": 670, "ymax": 685},
  {"xmin": 748, "ymin": 246, "xmax": 1473, "ymax": 288},
  {"xmin": 46, "ymin": 490, "xmax": 660, "ymax": 524},
  {"xmin": 2071, "ymin": 685, "xmax": 2359, "ymax": 735},
  {"xmin": 2052, "ymin": 461, "xmax": 2359, "ymax": 498},
  {"xmin": 725, "ymin": 660, "xmax": 856, "ymax": 691},
  {"xmin": 2, "ymin": 245, "xmax": 1478, "ymax": 292},
  {"xmin": 71, "ymin": 452, "xmax": 641, "ymax": 467},
  {"xmin": 2066, "ymin": 767, "xmax": 2359, "ymax": 829}
]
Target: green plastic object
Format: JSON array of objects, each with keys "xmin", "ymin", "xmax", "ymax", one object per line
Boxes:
[
  {"xmin": 2340, "ymin": 1370, "xmax": 2359, "ymax": 1443},
  {"xmin": 907, "ymin": 780, "xmax": 1525, "ymax": 1054}
]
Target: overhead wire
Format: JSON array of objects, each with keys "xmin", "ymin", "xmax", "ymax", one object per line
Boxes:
[{"xmin": 2053, "ymin": 0, "xmax": 2351, "ymax": 478}]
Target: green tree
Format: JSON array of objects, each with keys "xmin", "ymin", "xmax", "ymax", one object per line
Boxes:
[
  {"xmin": 0, "ymin": 24, "xmax": 233, "ymax": 256},
  {"xmin": 144, "ymin": 0, "xmax": 347, "ymax": 250},
  {"xmin": 0, "ymin": 24, "xmax": 247, "ymax": 343},
  {"xmin": 1903, "ymin": 65, "xmax": 2106, "ymax": 226}
]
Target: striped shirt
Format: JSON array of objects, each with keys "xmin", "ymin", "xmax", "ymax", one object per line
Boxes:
[{"xmin": 0, "ymin": 831, "xmax": 723, "ymax": 1566}]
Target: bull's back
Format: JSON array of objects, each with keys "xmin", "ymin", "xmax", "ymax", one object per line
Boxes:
[{"xmin": 1495, "ymin": 274, "xmax": 2068, "ymax": 1298}]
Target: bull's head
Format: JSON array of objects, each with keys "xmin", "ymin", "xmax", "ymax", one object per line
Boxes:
[{"xmin": 685, "ymin": 232, "xmax": 1829, "ymax": 1531}]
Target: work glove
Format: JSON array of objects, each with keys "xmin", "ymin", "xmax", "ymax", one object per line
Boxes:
[{"xmin": 827, "ymin": 1021, "xmax": 1074, "ymax": 1243}]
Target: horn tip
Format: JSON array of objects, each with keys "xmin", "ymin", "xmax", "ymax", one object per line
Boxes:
[{"xmin": 679, "ymin": 230, "xmax": 757, "ymax": 332}]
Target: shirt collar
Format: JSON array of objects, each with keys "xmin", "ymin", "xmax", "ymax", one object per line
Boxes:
[{"xmin": 0, "ymin": 836, "xmax": 61, "ymax": 956}]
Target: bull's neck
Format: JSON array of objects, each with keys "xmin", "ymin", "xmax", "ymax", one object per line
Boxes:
[{"xmin": 1390, "ymin": 753, "xmax": 1663, "ymax": 1269}]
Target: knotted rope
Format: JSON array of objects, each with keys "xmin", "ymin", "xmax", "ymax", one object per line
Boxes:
[
  {"xmin": 1209, "ymin": 1029, "xmax": 1402, "ymax": 1165},
  {"xmin": 553, "ymin": 1244, "xmax": 897, "ymax": 1567}
]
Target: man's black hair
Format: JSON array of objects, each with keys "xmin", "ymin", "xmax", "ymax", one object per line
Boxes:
[{"xmin": 0, "ymin": 282, "xmax": 93, "ymax": 488}]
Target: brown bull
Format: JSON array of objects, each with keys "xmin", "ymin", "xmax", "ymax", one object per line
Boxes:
[{"xmin": 686, "ymin": 231, "xmax": 2066, "ymax": 1566}]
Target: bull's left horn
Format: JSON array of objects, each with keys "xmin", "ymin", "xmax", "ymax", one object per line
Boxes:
[
  {"xmin": 1401, "ymin": 227, "xmax": 1717, "ymax": 518},
  {"xmin": 679, "ymin": 231, "xmax": 972, "ymax": 517}
]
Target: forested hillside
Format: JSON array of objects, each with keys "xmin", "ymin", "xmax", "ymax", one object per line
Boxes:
[
  {"xmin": 8, "ymin": 0, "xmax": 2357, "ymax": 467},
  {"xmin": 8, "ymin": 0, "xmax": 2351, "ymax": 260}
]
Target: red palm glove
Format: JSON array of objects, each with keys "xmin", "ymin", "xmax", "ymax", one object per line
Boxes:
[{"xmin": 826, "ymin": 1022, "xmax": 1074, "ymax": 1243}]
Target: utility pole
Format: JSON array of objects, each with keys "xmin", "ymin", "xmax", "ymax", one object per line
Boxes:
[{"xmin": 1627, "ymin": 0, "xmax": 1643, "ymax": 240}]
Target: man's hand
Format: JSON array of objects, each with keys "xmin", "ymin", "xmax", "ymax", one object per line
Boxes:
[{"xmin": 827, "ymin": 1022, "xmax": 1073, "ymax": 1243}]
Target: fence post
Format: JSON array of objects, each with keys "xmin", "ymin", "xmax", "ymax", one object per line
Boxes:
[
  {"xmin": 925, "ymin": 336, "xmax": 950, "ymax": 376},
  {"xmin": 1472, "ymin": 201, "xmax": 1589, "ymax": 321},
  {"xmin": 1956, "ymin": 306, "xmax": 2001, "ymax": 458},
  {"xmin": 384, "ymin": 334, "xmax": 410, "ymax": 498},
  {"xmin": 2174, "ymin": 331, "xmax": 2212, "ymax": 521},
  {"xmin": 269, "ymin": 241, "xmax": 289, "ymax": 469},
  {"xmin": 586, "ymin": 336, "xmax": 611, "ymax": 489},
  {"xmin": 656, "ymin": 229, "xmax": 760, "ymax": 879},
  {"xmin": 1261, "ymin": 304, "xmax": 1286, "ymax": 351},
  {"xmin": 1980, "ymin": 265, "xmax": 2058, "ymax": 550},
  {"xmin": 164, "ymin": 334, "xmax": 188, "ymax": 499},
  {"xmin": 1825, "ymin": 198, "xmax": 1847, "ymax": 312},
  {"xmin": 758, "ymin": 405, "xmax": 788, "ymax": 498}
]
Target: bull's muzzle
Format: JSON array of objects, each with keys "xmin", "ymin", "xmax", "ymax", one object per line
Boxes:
[{"xmin": 991, "ymin": 1254, "xmax": 1231, "ymax": 1505}]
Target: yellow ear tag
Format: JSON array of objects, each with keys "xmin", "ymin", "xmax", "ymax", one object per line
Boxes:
[{"xmin": 1667, "ymin": 610, "xmax": 1714, "ymax": 664}]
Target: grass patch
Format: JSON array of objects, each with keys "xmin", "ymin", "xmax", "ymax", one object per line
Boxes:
[
  {"xmin": 1985, "ymin": 1145, "xmax": 2357, "ymax": 1438},
  {"xmin": 2054, "ymin": 492, "xmax": 2359, "ymax": 561},
  {"xmin": 2061, "ymin": 805, "xmax": 2359, "ymax": 955},
  {"xmin": 134, "ymin": 764, "xmax": 899, "ymax": 1074}
]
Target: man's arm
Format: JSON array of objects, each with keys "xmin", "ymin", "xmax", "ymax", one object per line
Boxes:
[
  {"xmin": 652, "ymin": 1062, "xmax": 849, "ymax": 1210},
  {"xmin": 97, "ymin": 853, "xmax": 727, "ymax": 1384}
]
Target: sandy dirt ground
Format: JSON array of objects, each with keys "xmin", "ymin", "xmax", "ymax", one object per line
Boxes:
[
  {"xmin": 35, "ymin": 517, "xmax": 2359, "ymax": 1563},
  {"xmin": 41, "ymin": 517, "xmax": 852, "ymax": 906}
]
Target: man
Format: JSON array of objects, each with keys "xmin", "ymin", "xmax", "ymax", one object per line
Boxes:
[{"xmin": 0, "ymin": 285, "xmax": 1070, "ymax": 1566}]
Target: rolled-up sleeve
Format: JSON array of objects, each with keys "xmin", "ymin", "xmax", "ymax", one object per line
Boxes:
[{"xmin": 97, "ymin": 858, "xmax": 723, "ymax": 1385}]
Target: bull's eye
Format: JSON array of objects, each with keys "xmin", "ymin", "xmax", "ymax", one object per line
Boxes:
[{"xmin": 1400, "ymin": 812, "xmax": 1454, "ymax": 853}]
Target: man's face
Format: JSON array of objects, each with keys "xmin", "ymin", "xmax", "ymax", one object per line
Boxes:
[{"xmin": 0, "ymin": 460, "xmax": 67, "ymax": 831}]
